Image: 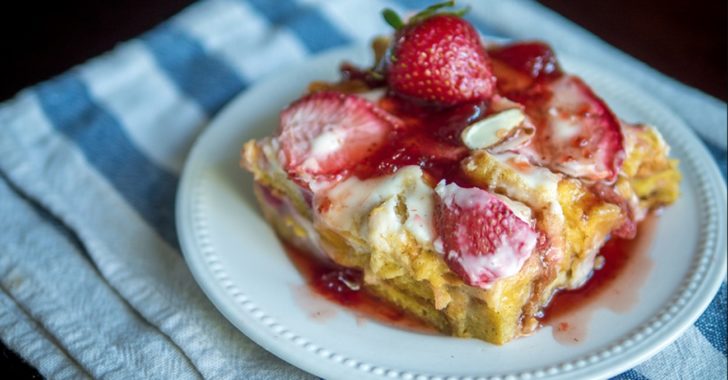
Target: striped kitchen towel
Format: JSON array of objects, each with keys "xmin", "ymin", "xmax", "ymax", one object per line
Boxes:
[{"xmin": 0, "ymin": 0, "xmax": 725, "ymax": 379}]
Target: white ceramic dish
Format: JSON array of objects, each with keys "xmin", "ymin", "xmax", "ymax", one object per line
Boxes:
[{"xmin": 176, "ymin": 45, "xmax": 727, "ymax": 380}]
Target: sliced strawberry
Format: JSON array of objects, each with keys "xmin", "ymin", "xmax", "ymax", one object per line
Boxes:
[
  {"xmin": 489, "ymin": 42, "xmax": 624, "ymax": 182},
  {"xmin": 488, "ymin": 42, "xmax": 562, "ymax": 81},
  {"xmin": 434, "ymin": 181, "xmax": 539, "ymax": 288},
  {"xmin": 385, "ymin": 14, "xmax": 496, "ymax": 106},
  {"xmin": 525, "ymin": 76, "xmax": 625, "ymax": 182},
  {"xmin": 278, "ymin": 92, "xmax": 400, "ymax": 187},
  {"xmin": 489, "ymin": 42, "xmax": 562, "ymax": 95}
]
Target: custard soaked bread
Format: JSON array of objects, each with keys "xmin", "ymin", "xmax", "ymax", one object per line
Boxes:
[{"xmin": 241, "ymin": 3, "xmax": 680, "ymax": 344}]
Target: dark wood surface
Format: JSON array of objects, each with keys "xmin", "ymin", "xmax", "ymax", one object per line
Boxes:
[
  {"xmin": 0, "ymin": 0, "xmax": 196, "ymax": 101},
  {"xmin": 0, "ymin": 0, "xmax": 725, "ymax": 101},
  {"xmin": 0, "ymin": 1, "xmax": 724, "ymax": 378},
  {"xmin": 539, "ymin": 0, "xmax": 726, "ymax": 101}
]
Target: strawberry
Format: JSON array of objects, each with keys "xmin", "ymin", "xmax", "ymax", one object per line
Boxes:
[
  {"xmin": 434, "ymin": 181, "xmax": 539, "ymax": 288},
  {"xmin": 488, "ymin": 42, "xmax": 624, "ymax": 182},
  {"xmin": 278, "ymin": 92, "xmax": 400, "ymax": 187},
  {"xmin": 488, "ymin": 42, "xmax": 561, "ymax": 81},
  {"xmin": 529, "ymin": 76, "xmax": 625, "ymax": 182},
  {"xmin": 382, "ymin": 4, "xmax": 496, "ymax": 106}
]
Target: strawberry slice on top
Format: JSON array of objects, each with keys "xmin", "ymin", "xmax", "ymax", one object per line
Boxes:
[
  {"xmin": 434, "ymin": 181, "xmax": 539, "ymax": 288},
  {"xmin": 489, "ymin": 42, "xmax": 624, "ymax": 182},
  {"xmin": 278, "ymin": 91, "xmax": 400, "ymax": 188},
  {"xmin": 382, "ymin": 3, "xmax": 496, "ymax": 106},
  {"xmin": 530, "ymin": 75, "xmax": 624, "ymax": 182},
  {"xmin": 488, "ymin": 41, "xmax": 562, "ymax": 83}
]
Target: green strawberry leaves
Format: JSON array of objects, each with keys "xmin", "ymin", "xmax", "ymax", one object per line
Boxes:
[{"xmin": 382, "ymin": 1, "xmax": 469, "ymax": 31}]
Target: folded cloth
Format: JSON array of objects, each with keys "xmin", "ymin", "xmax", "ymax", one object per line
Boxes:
[{"xmin": 0, "ymin": 0, "xmax": 725, "ymax": 379}]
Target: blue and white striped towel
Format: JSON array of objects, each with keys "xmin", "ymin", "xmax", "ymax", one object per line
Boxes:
[{"xmin": 0, "ymin": 1, "xmax": 725, "ymax": 379}]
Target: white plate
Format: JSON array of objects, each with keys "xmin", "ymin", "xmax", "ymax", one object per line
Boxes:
[{"xmin": 176, "ymin": 45, "xmax": 727, "ymax": 380}]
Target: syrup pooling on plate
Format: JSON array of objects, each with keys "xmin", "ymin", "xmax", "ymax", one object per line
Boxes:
[
  {"xmin": 284, "ymin": 243, "xmax": 436, "ymax": 333},
  {"xmin": 541, "ymin": 215, "xmax": 658, "ymax": 344},
  {"xmin": 282, "ymin": 215, "xmax": 656, "ymax": 340}
]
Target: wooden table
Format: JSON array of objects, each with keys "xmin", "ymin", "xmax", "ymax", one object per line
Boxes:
[
  {"xmin": 541, "ymin": 0, "xmax": 726, "ymax": 101},
  {"xmin": 0, "ymin": 1, "xmax": 724, "ymax": 378}
]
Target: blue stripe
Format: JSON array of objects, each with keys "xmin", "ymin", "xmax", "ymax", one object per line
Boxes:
[
  {"xmin": 34, "ymin": 74, "xmax": 179, "ymax": 248},
  {"xmin": 246, "ymin": 0, "xmax": 349, "ymax": 53},
  {"xmin": 244, "ymin": 0, "xmax": 296, "ymax": 22},
  {"xmin": 142, "ymin": 24, "xmax": 247, "ymax": 115},
  {"xmin": 695, "ymin": 282, "xmax": 727, "ymax": 355},
  {"xmin": 610, "ymin": 369, "xmax": 649, "ymax": 380},
  {"xmin": 701, "ymin": 138, "xmax": 727, "ymax": 180}
]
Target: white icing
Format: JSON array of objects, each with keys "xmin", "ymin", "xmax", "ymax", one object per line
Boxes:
[
  {"xmin": 434, "ymin": 181, "xmax": 534, "ymax": 224},
  {"xmin": 492, "ymin": 193, "xmax": 533, "ymax": 225},
  {"xmin": 433, "ymin": 237, "xmax": 444, "ymax": 254},
  {"xmin": 435, "ymin": 179, "xmax": 490, "ymax": 208},
  {"xmin": 434, "ymin": 181, "xmax": 538, "ymax": 286},
  {"xmin": 309, "ymin": 128, "xmax": 346, "ymax": 158},
  {"xmin": 549, "ymin": 114, "xmax": 582, "ymax": 141},
  {"xmin": 300, "ymin": 127, "xmax": 345, "ymax": 172},
  {"xmin": 317, "ymin": 166, "xmax": 435, "ymax": 250},
  {"xmin": 452, "ymin": 229, "xmax": 537, "ymax": 285},
  {"xmin": 546, "ymin": 77, "xmax": 588, "ymax": 143},
  {"xmin": 549, "ymin": 76, "xmax": 585, "ymax": 112},
  {"xmin": 557, "ymin": 159, "xmax": 600, "ymax": 180},
  {"xmin": 490, "ymin": 152, "xmax": 560, "ymax": 203},
  {"xmin": 369, "ymin": 197, "xmax": 406, "ymax": 252}
]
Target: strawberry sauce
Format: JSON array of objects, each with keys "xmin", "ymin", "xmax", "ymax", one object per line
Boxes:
[
  {"xmin": 351, "ymin": 95, "xmax": 484, "ymax": 187},
  {"xmin": 284, "ymin": 213, "xmax": 656, "ymax": 340},
  {"xmin": 284, "ymin": 243, "xmax": 435, "ymax": 333},
  {"xmin": 540, "ymin": 215, "xmax": 658, "ymax": 344}
]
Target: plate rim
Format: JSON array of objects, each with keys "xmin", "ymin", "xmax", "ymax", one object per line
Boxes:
[{"xmin": 176, "ymin": 44, "xmax": 727, "ymax": 380}]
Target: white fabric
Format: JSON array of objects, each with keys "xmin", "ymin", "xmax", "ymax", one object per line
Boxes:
[{"xmin": 0, "ymin": 1, "xmax": 724, "ymax": 379}]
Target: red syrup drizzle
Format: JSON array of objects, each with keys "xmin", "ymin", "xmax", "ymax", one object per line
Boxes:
[
  {"xmin": 282, "ymin": 213, "xmax": 656, "ymax": 341},
  {"xmin": 350, "ymin": 94, "xmax": 485, "ymax": 187},
  {"xmin": 540, "ymin": 215, "xmax": 658, "ymax": 344},
  {"xmin": 284, "ymin": 243, "xmax": 436, "ymax": 333}
]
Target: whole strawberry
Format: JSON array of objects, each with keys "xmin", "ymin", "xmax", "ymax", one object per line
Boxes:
[{"xmin": 383, "ymin": 2, "xmax": 496, "ymax": 106}]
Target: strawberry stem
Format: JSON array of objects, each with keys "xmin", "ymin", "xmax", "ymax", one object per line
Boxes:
[
  {"xmin": 419, "ymin": 1, "xmax": 456, "ymax": 16},
  {"xmin": 450, "ymin": 6, "xmax": 470, "ymax": 17},
  {"xmin": 382, "ymin": 9, "xmax": 404, "ymax": 30},
  {"xmin": 409, "ymin": 1, "xmax": 469, "ymax": 25},
  {"xmin": 382, "ymin": 2, "xmax": 469, "ymax": 31}
]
